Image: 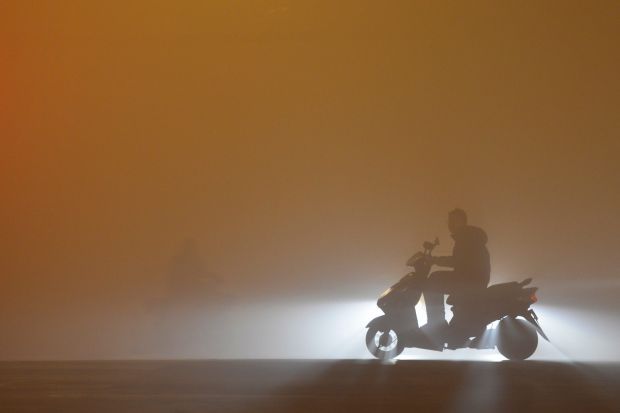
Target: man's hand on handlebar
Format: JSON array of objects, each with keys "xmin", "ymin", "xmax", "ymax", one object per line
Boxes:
[{"xmin": 425, "ymin": 255, "xmax": 437, "ymax": 265}]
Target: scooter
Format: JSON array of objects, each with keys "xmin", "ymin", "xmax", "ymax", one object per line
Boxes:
[{"xmin": 365, "ymin": 239, "xmax": 549, "ymax": 360}]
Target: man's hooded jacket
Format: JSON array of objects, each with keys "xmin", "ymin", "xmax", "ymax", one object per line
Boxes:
[{"xmin": 436, "ymin": 225, "xmax": 490, "ymax": 286}]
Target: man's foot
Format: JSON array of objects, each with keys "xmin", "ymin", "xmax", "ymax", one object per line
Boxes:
[{"xmin": 445, "ymin": 323, "xmax": 475, "ymax": 349}]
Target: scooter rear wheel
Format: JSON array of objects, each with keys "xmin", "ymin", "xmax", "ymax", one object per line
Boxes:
[
  {"xmin": 366, "ymin": 326, "xmax": 404, "ymax": 360},
  {"xmin": 496, "ymin": 317, "xmax": 538, "ymax": 360}
]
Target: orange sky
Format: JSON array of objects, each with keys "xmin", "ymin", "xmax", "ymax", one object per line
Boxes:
[{"xmin": 1, "ymin": 1, "xmax": 619, "ymax": 358}]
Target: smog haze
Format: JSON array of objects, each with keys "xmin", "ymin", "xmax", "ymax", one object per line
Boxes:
[{"xmin": 2, "ymin": 1, "xmax": 619, "ymax": 360}]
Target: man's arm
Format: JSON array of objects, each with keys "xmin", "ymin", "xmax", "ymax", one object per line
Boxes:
[{"xmin": 431, "ymin": 255, "xmax": 455, "ymax": 268}]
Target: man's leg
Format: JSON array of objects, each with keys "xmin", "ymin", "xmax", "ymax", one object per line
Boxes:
[
  {"xmin": 424, "ymin": 271, "xmax": 455, "ymax": 325},
  {"xmin": 445, "ymin": 278, "xmax": 490, "ymax": 347}
]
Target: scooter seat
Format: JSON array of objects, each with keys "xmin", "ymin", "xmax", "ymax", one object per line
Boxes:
[{"xmin": 447, "ymin": 281, "xmax": 528, "ymax": 307}]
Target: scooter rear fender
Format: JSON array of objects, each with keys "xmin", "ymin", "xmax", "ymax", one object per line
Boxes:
[{"xmin": 523, "ymin": 309, "xmax": 550, "ymax": 341}]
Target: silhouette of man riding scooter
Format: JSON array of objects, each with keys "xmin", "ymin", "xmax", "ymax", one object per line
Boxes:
[{"xmin": 365, "ymin": 208, "xmax": 548, "ymax": 360}]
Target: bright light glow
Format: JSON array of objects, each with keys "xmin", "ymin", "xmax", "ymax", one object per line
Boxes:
[{"xmin": 153, "ymin": 295, "xmax": 619, "ymax": 362}]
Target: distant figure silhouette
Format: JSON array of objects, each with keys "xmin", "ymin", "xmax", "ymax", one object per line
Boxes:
[
  {"xmin": 424, "ymin": 209, "xmax": 490, "ymax": 331},
  {"xmin": 164, "ymin": 238, "xmax": 218, "ymax": 306}
]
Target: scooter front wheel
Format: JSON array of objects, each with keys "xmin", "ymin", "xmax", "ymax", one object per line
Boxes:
[{"xmin": 366, "ymin": 325, "xmax": 404, "ymax": 360}]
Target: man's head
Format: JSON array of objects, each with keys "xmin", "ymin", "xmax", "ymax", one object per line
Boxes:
[{"xmin": 448, "ymin": 208, "xmax": 467, "ymax": 234}]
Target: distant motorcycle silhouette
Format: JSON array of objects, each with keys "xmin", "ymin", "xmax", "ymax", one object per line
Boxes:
[{"xmin": 366, "ymin": 239, "xmax": 549, "ymax": 360}]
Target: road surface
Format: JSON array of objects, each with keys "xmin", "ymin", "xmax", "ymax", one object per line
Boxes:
[{"xmin": 0, "ymin": 360, "xmax": 618, "ymax": 412}]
